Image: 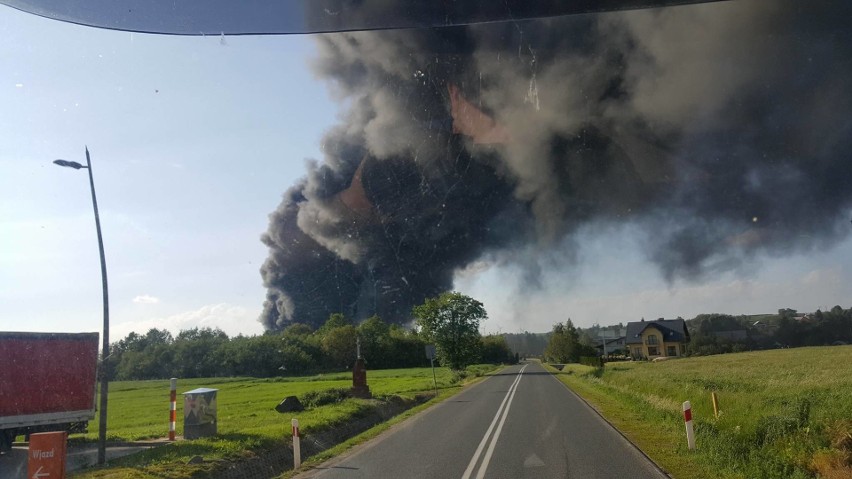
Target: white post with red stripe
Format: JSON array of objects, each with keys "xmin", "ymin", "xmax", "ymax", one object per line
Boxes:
[
  {"xmin": 683, "ymin": 400, "xmax": 695, "ymax": 450},
  {"xmin": 169, "ymin": 378, "xmax": 177, "ymax": 441},
  {"xmin": 292, "ymin": 418, "xmax": 301, "ymax": 469}
]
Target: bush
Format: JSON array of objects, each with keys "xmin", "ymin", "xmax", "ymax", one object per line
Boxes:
[
  {"xmin": 300, "ymin": 388, "xmax": 350, "ymax": 408},
  {"xmin": 480, "ymin": 335, "xmax": 516, "ymax": 364},
  {"xmin": 450, "ymin": 370, "xmax": 470, "ymax": 383},
  {"xmin": 579, "ymin": 356, "xmax": 603, "ymax": 368}
]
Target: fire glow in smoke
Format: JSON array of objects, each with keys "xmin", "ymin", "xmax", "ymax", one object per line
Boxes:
[{"xmin": 259, "ymin": 1, "xmax": 852, "ymax": 330}]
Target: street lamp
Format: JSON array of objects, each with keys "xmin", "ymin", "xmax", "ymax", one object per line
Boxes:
[{"xmin": 54, "ymin": 147, "xmax": 109, "ymax": 465}]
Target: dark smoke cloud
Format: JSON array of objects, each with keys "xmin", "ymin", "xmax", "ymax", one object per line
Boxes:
[{"xmin": 260, "ymin": 0, "xmax": 852, "ymax": 330}]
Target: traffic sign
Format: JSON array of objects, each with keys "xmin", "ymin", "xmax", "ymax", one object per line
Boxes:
[
  {"xmin": 28, "ymin": 431, "xmax": 67, "ymax": 479},
  {"xmin": 425, "ymin": 344, "xmax": 436, "ymax": 360}
]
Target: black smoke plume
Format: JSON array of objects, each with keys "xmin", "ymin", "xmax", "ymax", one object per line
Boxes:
[{"xmin": 260, "ymin": 1, "xmax": 852, "ymax": 330}]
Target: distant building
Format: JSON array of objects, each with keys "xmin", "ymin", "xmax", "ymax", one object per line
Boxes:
[
  {"xmin": 625, "ymin": 318, "xmax": 690, "ymax": 359},
  {"xmin": 594, "ymin": 336, "xmax": 627, "ymax": 354}
]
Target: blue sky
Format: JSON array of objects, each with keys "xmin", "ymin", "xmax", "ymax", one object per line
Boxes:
[{"xmin": 2, "ymin": 5, "xmax": 851, "ymax": 340}]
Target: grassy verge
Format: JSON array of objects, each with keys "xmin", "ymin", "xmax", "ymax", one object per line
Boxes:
[
  {"xmin": 70, "ymin": 364, "xmax": 503, "ymax": 478},
  {"xmin": 543, "ymin": 346, "xmax": 852, "ymax": 479}
]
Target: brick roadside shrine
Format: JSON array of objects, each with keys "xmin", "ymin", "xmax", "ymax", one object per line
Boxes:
[{"xmin": 351, "ymin": 337, "xmax": 372, "ymax": 399}]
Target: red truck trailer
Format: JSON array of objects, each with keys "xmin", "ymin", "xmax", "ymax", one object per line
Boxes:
[{"xmin": 0, "ymin": 332, "xmax": 99, "ymax": 452}]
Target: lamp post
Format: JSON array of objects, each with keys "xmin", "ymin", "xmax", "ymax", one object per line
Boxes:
[{"xmin": 54, "ymin": 147, "xmax": 109, "ymax": 465}]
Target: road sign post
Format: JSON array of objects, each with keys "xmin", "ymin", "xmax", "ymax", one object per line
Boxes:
[
  {"xmin": 425, "ymin": 345, "xmax": 438, "ymax": 397},
  {"xmin": 28, "ymin": 431, "xmax": 67, "ymax": 479}
]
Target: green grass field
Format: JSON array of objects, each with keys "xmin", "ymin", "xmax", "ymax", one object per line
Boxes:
[
  {"xmin": 546, "ymin": 346, "xmax": 852, "ymax": 479},
  {"xmin": 71, "ymin": 364, "xmax": 499, "ymax": 478}
]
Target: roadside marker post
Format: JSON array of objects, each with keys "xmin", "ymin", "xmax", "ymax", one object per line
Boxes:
[
  {"xmin": 169, "ymin": 378, "xmax": 177, "ymax": 441},
  {"xmin": 711, "ymin": 392, "xmax": 720, "ymax": 419},
  {"xmin": 292, "ymin": 418, "xmax": 301, "ymax": 469},
  {"xmin": 683, "ymin": 401, "xmax": 696, "ymax": 450}
]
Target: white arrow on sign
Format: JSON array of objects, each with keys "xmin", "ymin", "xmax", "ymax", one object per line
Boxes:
[{"xmin": 32, "ymin": 465, "xmax": 50, "ymax": 479}]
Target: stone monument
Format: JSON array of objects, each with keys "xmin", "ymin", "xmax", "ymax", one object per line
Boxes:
[{"xmin": 351, "ymin": 337, "xmax": 372, "ymax": 399}]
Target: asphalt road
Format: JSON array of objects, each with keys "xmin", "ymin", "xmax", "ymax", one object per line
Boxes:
[{"xmin": 298, "ymin": 361, "xmax": 668, "ymax": 479}]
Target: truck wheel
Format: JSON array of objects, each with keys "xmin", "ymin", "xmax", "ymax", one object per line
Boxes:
[{"xmin": 0, "ymin": 430, "xmax": 13, "ymax": 453}]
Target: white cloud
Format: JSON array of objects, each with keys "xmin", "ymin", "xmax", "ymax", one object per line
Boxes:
[
  {"xmin": 113, "ymin": 303, "xmax": 264, "ymax": 339},
  {"xmin": 132, "ymin": 294, "xmax": 160, "ymax": 304}
]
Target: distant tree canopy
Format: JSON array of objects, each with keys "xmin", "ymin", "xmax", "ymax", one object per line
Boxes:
[
  {"xmin": 108, "ymin": 303, "xmax": 516, "ymax": 381},
  {"xmin": 412, "ymin": 292, "xmax": 488, "ymax": 371},
  {"xmin": 683, "ymin": 307, "xmax": 852, "ymax": 356},
  {"xmin": 108, "ymin": 317, "xmax": 429, "ymax": 380},
  {"xmin": 502, "ymin": 332, "xmax": 549, "ymax": 357}
]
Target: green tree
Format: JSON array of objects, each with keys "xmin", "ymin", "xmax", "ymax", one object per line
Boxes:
[
  {"xmin": 321, "ymin": 325, "xmax": 358, "ymax": 369},
  {"xmin": 173, "ymin": 327, "xmax": 229, "ymax": 378},
  {"xmin": 544, "ymin": 320, "xmax": 592, "ymax": 363},
  {"xmin": 220, "ymin": 335, "xmax": 286, "ymax": 377},
  {"xmin": 544, "ymin": 322, "xmax": 570, "ymax": 362},
  {"xmin": 387, "ymin": 325, "xmax": 429, "ymax": 368},
  {"xmin": 319, "ymin": 313, "xmax": 351, "ymax": 334},
  {"xmin": 111, "ymin": 328, "xmax": 175, "ymax": 380},
  {"xmin": 358, "ymin": 315, "xmax": 392, "ymax": 368},
  {"xmin": 412, "ymin": 292, "xmax": 486, "ymax": 370}
]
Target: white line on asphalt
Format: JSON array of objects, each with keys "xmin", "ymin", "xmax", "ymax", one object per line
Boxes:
[
  {"xmin": 475, "ymin": 363, "xmax": 526, "ymax": 479},
  {"xmin": 461, "ymin": 364, "xmax": 528, "ymax": 479}
]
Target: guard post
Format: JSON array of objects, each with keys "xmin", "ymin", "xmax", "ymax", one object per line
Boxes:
[
  {"xmin": 291, "ymin": 418, "xmax": 301, "ymax": 469},
  {"xmin": 683, "ymin": 401, "xmax": 696, "ymax": 450},
  {"xmin": 169, "ymin": 378, "xmax": 177, "ymax": 441}
]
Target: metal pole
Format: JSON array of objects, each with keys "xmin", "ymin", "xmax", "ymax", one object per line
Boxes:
[
  {"xmin": 711, "ymin": 392, "xmax": 720, "ymax": 419},
  {"xmin": 85, "ymin": 147, "xmax": 110, "ymax": 465},
  {"xmin": 430, "ymin": 358, "xmax": 438, "ymax": 397}
]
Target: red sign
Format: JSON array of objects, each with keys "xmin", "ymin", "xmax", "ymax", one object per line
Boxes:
[{"xmin": 28, "ymin": 431, "xmax": 67, "ymax": 479}]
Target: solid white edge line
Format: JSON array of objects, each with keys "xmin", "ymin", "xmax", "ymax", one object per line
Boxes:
[
  {"xmin": 474, "ymin": 364, "xmax": 527, "ymax": 479},
  {"xmin": 460, "ymin": 364, "xmax": 526, "ymax": 479}
]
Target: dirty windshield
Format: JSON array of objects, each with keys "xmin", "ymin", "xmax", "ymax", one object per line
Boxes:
[{"xmin": 1, "ymin": 1, "xmax": 851, "ymax": 479}]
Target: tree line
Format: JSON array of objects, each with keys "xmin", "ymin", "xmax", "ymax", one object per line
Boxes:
[
  {"xmin": 108, "ymin": 292, "xmax": 516, "ymax": 380},
  {"xmin": 686, "ymin": 306, "xmax": 852, "ymax": 356}
]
